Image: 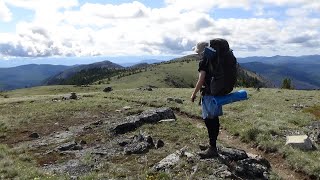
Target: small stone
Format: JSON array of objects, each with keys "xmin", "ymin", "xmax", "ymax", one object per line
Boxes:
[
  {"xmin": 91, "ymin": 120, "xmax": 103, "ymax": 126},
  {"xmin": 103, "ymin": 87, "xmax": 113, "ymax": 92},
  {"xmin": 57, "ymin": 142, "xmax": 83, "ymax": 151},
  {"xmin": 145, "ymin": 136, "xmax": 155, "ymax": 147},
  {"xmin": 184, "ymin": 152, "xmax": 194, "ymax": 158},
  {"xmin": 155, "ymin": 139, "xmax": 164, "ymax": 149},
  {"xmin": 159, "ymin": 119, "xmax": 176, "ymax": 123},
  {"xmin": 70, "ymin": 92, "xmax": 77, "ymax": 99},
  {"xmin": 115, "ymin": 110, "xmax": 122, "ymax": 113},
  {"xmin": 153, "ymin": 152, "xmax": 180, "ymax": 171},
  {"xmin": 167, "ymin": 97, "xmax": 174, "ymax": 102},
  {"xmin": 79, "ymin": 140, "xmax": 87, "ymax": 145},
  {"xmin": 174, "ymin": 98, "xmax": 183, "ymax": 104},
  {"xmin": 83, "ymin": 126, "xmax": 92, "ymax": 131},
  {"xmin": 29, "ymin": 132, "xmax": 40, "ymax": 139},
  {"xmin": 123, "ymin": 106, "xmax": 132, "ymax": 110},
  {"xmin": 62, "ymin": 96, "xmax": 69, "ymax": 100}
]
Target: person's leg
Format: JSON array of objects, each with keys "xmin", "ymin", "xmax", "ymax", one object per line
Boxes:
[
  {"xmin": 204, "ymin": 116, "xmax": 220, "ymax": 149},
  {"xmin": 198, "ymin": 116, "xmax": 220, "ymax": 158}
]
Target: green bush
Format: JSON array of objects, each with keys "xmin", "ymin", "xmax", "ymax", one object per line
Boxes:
[{"xmin": 241, "ymin": 128, "xmax": 262, "ymax": 142}]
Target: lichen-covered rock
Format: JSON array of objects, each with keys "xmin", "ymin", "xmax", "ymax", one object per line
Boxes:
[
  {"xmin": 153, "ymin": 152, "xmax": 180, "ymax": 171},
  {"xmin": 110, "ymin": 108, "xmax": 176, "ymax": 134},
  {"xmin": 118, "ymin": 133, "xmax": 159, "ymax": 155},
  {"xmin": 235, "ymin": 157, "xmax": 271, "ymax": 179},
  {"xmin": 57, "ymin": 141, "xmax": 83, "ymax": 151},
  {"xmin": 218, "ymin": 147, "xmax": 248, "ymax": 161}
]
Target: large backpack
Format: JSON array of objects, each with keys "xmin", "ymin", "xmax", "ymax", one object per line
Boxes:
[{"xmin": 207, "ymin": 38, "xmax": 237, "ymax": 96}]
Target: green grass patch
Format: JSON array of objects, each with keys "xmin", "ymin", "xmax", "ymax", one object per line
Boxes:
[
  {"xmin": 0, "ymin": 144, "xmax": 65, "ymax": 179},
  {"xmin": 304, "ymin": 105, "xmax": 320, "ymax": 119}
]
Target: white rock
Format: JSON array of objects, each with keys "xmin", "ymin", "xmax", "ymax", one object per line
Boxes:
[
  {"xmin": 285, "ymin": 135, "xmax": 314, "ymax": 150},
  {"xmin": 153, "ymin": 152, "xmax": 180, "ymax": 171},
  {"xmin": 123, "ymin": 106, "xmax": 131, "ymax": 110},
  {"xmin": 159, "ymin": 119, "xmax": 176, "ymax": 123}
]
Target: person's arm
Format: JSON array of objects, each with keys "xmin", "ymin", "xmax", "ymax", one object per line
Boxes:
[{"xmin": 191, "ymin": 70, "xmax": 206, "ymax": 102}]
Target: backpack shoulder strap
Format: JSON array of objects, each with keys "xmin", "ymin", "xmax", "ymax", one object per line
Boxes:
[{"xmin": 205, "ymin": 47, "xmax": 218, "ymax": 74}]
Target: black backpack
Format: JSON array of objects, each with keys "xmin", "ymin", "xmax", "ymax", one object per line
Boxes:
[{"xmin": 207, "ymin": 38, "xmax": 237, "ymax": 96}]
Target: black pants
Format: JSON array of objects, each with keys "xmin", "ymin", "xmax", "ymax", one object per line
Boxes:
[{"xmin": 204, "ymin": 117, "xmax": 220, "ymax": 148}]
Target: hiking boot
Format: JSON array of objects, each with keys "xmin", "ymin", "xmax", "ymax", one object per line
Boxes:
[{"xmin": 197, "ymin": 146, "xmax": 218, "ymax": 159}]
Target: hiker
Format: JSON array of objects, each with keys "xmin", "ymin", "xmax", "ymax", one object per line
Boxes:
[{"xmin": 191, "ymin": 39, "xmax": 237, "ymax": 158}]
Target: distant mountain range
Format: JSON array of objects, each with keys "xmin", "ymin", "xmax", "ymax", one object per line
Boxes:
[
  {"xmin": 0, "ymin": 55, "xmax": 319, "ymax": 91},
  {"xmin": 44, "ymin": 60, "xmax": 123, "ymax": 85},
  {"xmin": 239, "ymin": 55, "xmax": 320, "ymax": 89},
  {"xmin": 119, "ymin": 59, "xmax": 164, "ymax": 67},
  {"xmin": 0, "ymin": 64, "xmax": 69, "ymax": 90},
  {"xmin": 238, "ymin": 55, "xmax": 320, "ymax": 64}
]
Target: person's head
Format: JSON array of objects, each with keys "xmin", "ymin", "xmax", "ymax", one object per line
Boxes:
[{"xmin": 193, "ymin": 41, "xmax": 209, "ymax": 55}]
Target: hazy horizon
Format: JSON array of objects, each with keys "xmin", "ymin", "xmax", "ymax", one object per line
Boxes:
[{"xmin": 1, "ymin": 53, "xmax": 320, "ymax": 68}]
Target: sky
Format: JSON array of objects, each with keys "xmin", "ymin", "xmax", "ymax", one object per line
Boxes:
[{"xmin": 0, "ymin": 0, "xmax": 319, "ymax": 66}]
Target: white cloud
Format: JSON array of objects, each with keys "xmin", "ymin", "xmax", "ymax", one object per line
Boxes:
[
  {"xmin": 165, "ymin": 0, "xmax": 250, "ymax": 12},
  {"xmin": 0, "ymin": 0, "xmax": 11, "ymax": 22},
  {"xmin": 0, "ymin": 0, "xmax": 319, "ymax": 58},
  {"xmin": 4, "ymin": 0, "xmax": 78, "ymax": 10},
  {"xmin": 260, "ymin": 0, "xmax": 308, "ymax": 6}
]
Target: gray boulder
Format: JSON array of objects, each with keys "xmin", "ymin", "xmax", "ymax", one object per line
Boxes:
[
  {"xmin": 70, "ymin": 92, "xmax": 77, "ymax": 99},
  {"xmin": 174, "ymin": 98, "xmax": 183, "ymax": 104},
  {"xmin": 118, "ymin": 133, "xmax": 160, "ymax": 155},
  {"xmin": 235, "ymin": 157, "xmax": 271, "ymax": 179},
  {"xmin": 110, "ymin": 108, "xmax": 176, "ymax": 134},
  {"xmin": 285, "ymin": 135, "xmax": 314, "ymax": 150},
  {"xmin": 57, "ymin": 141, "xmax": 83, "ymax": 151},
  {"xmin": 218, "ymin": 147, "xmax": 248, "ymax": 161},
  {"xmin": 103, "ymin": 87, "xmax": 113, "ymax": 92}
]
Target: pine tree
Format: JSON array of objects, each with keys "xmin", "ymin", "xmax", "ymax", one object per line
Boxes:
[{"xmin": 281, "ymin": 78, "xmax": 293, "ymax": 89}]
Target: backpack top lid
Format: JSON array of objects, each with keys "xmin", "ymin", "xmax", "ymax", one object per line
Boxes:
[{"xmin": 209, "ymin": 38, "xmax": 230, "ymax": 54}]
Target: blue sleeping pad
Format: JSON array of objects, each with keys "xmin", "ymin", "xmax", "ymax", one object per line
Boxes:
[{"xmin": 201, "ymin": 90, "xmax": 248, "ymax": 119}]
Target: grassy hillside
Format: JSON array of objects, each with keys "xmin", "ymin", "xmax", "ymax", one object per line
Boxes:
[
  {"xmin": 0, "ymin": 85, "xmax": 319, "ymax": 179},
  {"xmin": 95, "ymin": 55, "xmax": 268, "ymax": 89}
]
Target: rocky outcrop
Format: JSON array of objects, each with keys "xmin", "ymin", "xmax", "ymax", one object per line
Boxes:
[
  {"xmin": 219, "ymin": 147, "xmax": 248, "ymax": 161},
  {"xmin": 152, "ymin": 146, "xmax": 271, "ymax": 179},
  {"xmin": 152, "ymin": 147, "xmax": 190, "ymax": 171},
  {"xmin": 57, "ymin": 141, "xmax": 83, "ymax": 151},
  {"xmin": 235, "ymin": 157, "xmax": 271, "ymax": 179},
  {"xmin": 110, "ymin": 108, "xmax": 176, "ymax": 134},
  {"xmin": 116, "ymin": 132, "xmax": 164, "ymax": 155}
]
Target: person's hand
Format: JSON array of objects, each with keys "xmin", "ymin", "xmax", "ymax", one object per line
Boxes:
[{"xmin": 191, "ymin": 94, "xmax": 196, "ymax": 102}]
